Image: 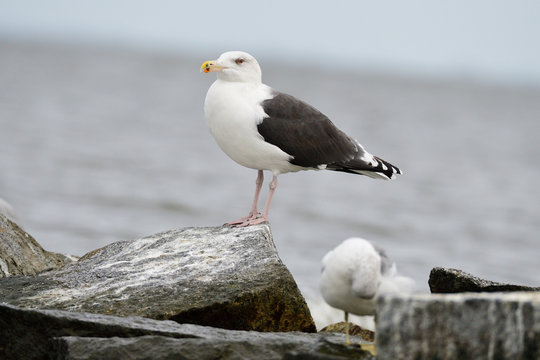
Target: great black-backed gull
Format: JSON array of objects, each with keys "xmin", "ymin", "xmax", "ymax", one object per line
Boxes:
[
  {"xmin": 320, "ymin": 238, "xmax": 414, "ymax": 345},
  {"xmin": 201, "ymin": 51, "xmax": 402, "ymax": 227}
]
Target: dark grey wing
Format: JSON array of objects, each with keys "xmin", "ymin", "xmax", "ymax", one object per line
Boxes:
[
  {"xmin": 258, "ymin": 92, "xmax": 358, "ymax": 168},
  {"xmin": 372, "ymin": 243, "xmax": 395, "ymax": 276}
]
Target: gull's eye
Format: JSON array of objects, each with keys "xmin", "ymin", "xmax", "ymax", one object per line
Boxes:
[{"xmin": 235, "ymin": 58, "xmax": 245, "ymax": 65}]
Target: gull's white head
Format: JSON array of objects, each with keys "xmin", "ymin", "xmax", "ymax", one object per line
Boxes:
[{"xmin": 201, "ymin": 51, "xmax": 262, "ymax": 84}]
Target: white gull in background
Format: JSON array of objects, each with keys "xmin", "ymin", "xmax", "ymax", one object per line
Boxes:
[
  {"xmin": 320, "ymin": 238, "xmax": 414, "ymax": 344},
  {"xmin": 201, "ymin": 51, "xmax": 401, "ymax": 226},
  {"xmin": 0, "ymin": 197, "xmax": 17, "ymax": 224}
]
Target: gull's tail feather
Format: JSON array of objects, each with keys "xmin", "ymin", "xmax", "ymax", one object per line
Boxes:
[{"xmin": 328, "ymin": 155, "xmax": 402, "ymax": 180}]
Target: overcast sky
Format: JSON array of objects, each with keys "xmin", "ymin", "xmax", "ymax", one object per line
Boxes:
[{"xmin": 1, "ymin": 0, "xmax": 539, "ymax": 85}]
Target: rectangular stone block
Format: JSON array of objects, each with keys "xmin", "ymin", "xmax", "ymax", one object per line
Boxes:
[{"xmin": 376, "ymin": 292, "xmax": 540, "ymax": 360}]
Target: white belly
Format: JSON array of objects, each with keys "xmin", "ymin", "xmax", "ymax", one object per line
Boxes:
[
  {"xmin": 204, "ymin": 80, "xmax": 302, "ymax": 175},
  {"xmin": 320, "ymin": 271, "xmax": 377, "ymax": 316}
]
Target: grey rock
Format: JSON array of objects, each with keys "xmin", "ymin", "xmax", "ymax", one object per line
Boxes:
[
  {"xmin": 0, "ymin": 213, "xmax": 74, "ymax": 277},
  {"xmin": 429, "ymin": 267, "xmax": 540, "ymax": 293},
  {"xmin": 52, "ymin": 335, "xmax": 372, "ymax": 360},
  {"xmin": 0, "ymin": 303, "xmax": 371, "ymax": 360},
  {"xmin": 0, "ymin": 224, "xmax": 315, "ymax": 332},
  {"xmin": 376, "ymin": 292, "xmax": 540, "ymax": 360}
]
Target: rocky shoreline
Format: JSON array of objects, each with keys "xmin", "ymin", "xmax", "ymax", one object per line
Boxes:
[
  {"xmin": 1, "ymin": 212, "xmax": 539, "ymax": 359},
  {"xmin": 0, "ymin": 219, "xmax": 314, "ymax": 332},
  {"xmin": 1, "ymin": 303, "xmax": 371, "ymax": 360}
]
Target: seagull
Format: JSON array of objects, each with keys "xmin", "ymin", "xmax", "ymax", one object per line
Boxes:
[
  {"xmin": 0, "ymin": 197, "xmax": 17, "ymax": 224},
  {"xmin": 201, "ymin": 51, "xmax": 402, "ymax": 227},
  {"xmin": 320, "ymin": 238, "xmax": 414, "ymax": 345}
]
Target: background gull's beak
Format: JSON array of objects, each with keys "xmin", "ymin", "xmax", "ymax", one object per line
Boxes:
[{"xmin": 201, "ymin": 60, "xmax": 226, "ymax": 73}]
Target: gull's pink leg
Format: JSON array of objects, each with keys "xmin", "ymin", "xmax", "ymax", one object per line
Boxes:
[
  {"xmin": 227, "ymin": 170, "xmax": 264, "ymax": 226},
  {"xmin": 236, "ymin": 174, "xmax": 278, "ymax": 227},
  {"xmin": 248, "ymin": 170, "xmax": 264, "ymax": 218},
  {"xmin": 261, "ymin": 175, "xmax": 278, "ymax": 220}
]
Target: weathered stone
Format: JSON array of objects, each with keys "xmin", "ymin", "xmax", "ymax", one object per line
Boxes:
[
  {"xmin": 0, "ymin": 224, "xmax": 315, "ymax": 332},
  {"xmin": 52, "ymin": 335, "xmax": 373, "ymax": 360},
  {"xmin": 0, "ymin": 213, "xmax": 74, "ymax": 277},
  {"xmin": 429, "ymin": 267, "xmax": 540, "ymax": 293},
  {"xmin": 376, "ymin": 292, "xmax": 540, "ymax": 360},
  {"xmin": 320, "ymin": 322, "xmax": 375, "ymax": 342},
  {"xmin": 0, "ymin": 304, "xmax": 372, "ymax": 360}
]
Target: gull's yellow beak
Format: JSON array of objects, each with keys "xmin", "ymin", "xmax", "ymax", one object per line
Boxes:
[{"xmin": 201, "ymin": 60, "xmax": 226, "ymax": 73}]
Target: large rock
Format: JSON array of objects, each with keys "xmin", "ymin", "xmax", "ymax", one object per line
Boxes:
[
  {"xmin": 0, "ymin": 213, "xmax": 74, "ymax": 277},
  {"xmin": 0, "ymin": 224, "xmax": 316, "ymax": 332},
  {"xmin": 0, "ymin": 303, "xmax": 372, "ymax": 360},
  {"xmin": 376, "ymin": 292, "xmax": 540, "ymax": 360},
  {"xmin": 429, "ymin": 267, "xmax": 540, "ymax": 293}
]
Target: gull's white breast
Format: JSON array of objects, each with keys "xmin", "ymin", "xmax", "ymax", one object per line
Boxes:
[
  {"xmin": 204, "ymin": 80, "xmax": 303, "ymax": 175},
  {"xmin": 320, "ymin": 239, "xmax": 382, "ymax": 316}
]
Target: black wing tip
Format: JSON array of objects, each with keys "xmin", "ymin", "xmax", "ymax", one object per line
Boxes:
[
  {"xmin": 373, "ymin": 156, "xmax": 402, "ymax": 179},
  {"xmin": 325, "ymin": 155, "xmax": 403, "ymax": 179}
]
